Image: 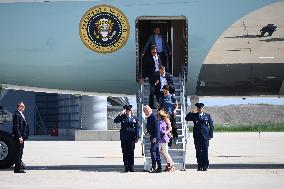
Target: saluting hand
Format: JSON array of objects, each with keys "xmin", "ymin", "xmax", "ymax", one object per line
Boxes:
[
  {"xmin": 152, "ymin": 138, "xmax": 157, "ymax": 143},
  {"xmin": 120, "ymin": 109, "xmax": 126, "ymax": 115}
]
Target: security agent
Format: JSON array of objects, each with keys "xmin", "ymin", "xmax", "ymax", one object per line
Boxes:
[
  {"xmin": 12, "ymin": 101, "xmax": 29, "ymax": 173},
  {"xmin": 114, "ymin": 105, "xmax": 140, "ymax": 172},
  {"xmin": 185, "ymin": 103, "xmax": 214, "ymax": 171}
]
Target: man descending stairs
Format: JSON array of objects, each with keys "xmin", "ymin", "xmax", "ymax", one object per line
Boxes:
[{"xmin": 137, "ymin": 75, "xmax": 188, "ymax": 171}]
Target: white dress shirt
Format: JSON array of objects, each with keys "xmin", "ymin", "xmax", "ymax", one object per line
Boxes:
[
  {"xmin": 160, "ymin": 74, "xmax": 168, "ymax": 91},
  {"xmin": 18, "ymin": 110, "xmax": 27, "ymax": 124},
  {"xmin": 153, "ymin": 54, "xmax": 159, "ymax": 72}
]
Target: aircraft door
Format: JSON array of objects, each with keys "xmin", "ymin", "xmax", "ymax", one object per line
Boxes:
[{"xmin": 136, "ymin": 17, "xmax": 188, "ymax": 81}]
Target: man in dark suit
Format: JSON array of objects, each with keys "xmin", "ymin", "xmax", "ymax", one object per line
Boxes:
[
  {"xmin": 142, "ymin": 26, "xmax": 171, "ymax": 69},
  {"xmin": 143, "ymin": 105, "xmax": 162, "ymax": 173},
  {"xmin": 185, "ymin": 103, "xmax": 214, "ymax": 171},
  {"xmin": 155, "ymin": 65, "xmax": 175, "ymax": 99},
  {"xmin": 114, "ymin": 105, "xmax": 140, "ymax": 172},
  {"xmin": 140, "ymin": 45, "xmax": 162, "ymax": 109},
  {"xmin": 12, "ymin": 101, "xmax": 29, "ymax": 173}
]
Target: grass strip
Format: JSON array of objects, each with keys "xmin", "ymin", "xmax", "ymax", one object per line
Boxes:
[{"xmin": 188, "ymin": 123, "xmax": 284, "ymax": 132}]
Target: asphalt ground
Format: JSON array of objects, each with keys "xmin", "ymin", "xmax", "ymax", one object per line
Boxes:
[{"xmin": 1, "ymin": 132, "xmax": 284, "ymax": 189}]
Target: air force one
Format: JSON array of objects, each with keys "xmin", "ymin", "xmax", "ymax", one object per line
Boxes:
[
  {"xmin": 0, "ymin": 0, "xmax": 284, "ymax": 169},
  {"xmin": 0, "ymin": 0, "xmax": 283, "ymax": 96}
]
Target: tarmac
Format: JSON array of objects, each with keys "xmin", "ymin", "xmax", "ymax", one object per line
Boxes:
[{"xmin": 1, "ymin": 132, "xmax": 284, "ymax": 189}]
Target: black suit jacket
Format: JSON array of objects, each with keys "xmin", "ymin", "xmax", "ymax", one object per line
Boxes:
[
  {"xmin": 142, "ymin": 54, "xmax": 162, "ymax": 84},
  {"xmin": 155, "ymin": 72, "xmax": 175, "ymax": 94},
  {"xmin": 12, "ymin": 111, "xmax": 29, "ymax": 140},
  {"xmin": 146, "ymin": 113, "xmax": 160, "ymax": 140}
]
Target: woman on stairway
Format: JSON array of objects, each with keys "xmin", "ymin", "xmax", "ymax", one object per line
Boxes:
[{"xmin": 157, "ymin": 110, "xmax": 175, "ymax": 172}]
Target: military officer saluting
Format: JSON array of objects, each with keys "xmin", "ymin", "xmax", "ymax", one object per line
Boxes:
[
  {"xmin": 185, "ymin": 103, "xmax": 214, "ymax": 171},
  {"xmin": 114, "ymin": 105, "xmax": 140, "ymax": 172}
]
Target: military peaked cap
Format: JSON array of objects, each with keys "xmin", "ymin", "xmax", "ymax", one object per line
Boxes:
[
  {"xmin": 123, "ymin": 105, "xmax": 132, "ymax": 110},
  {"xmin": 195, "ymin": 103, "xmax": 204, "ymax": 108}
]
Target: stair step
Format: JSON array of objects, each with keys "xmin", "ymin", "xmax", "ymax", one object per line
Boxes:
[
  {"xmin": 144, "ymin": 144, "xmax": 184, "ymax": 150},
  {"xmin": 139, "ymin": 76, "xmax": 187, "ymax": 171},
  {"xmin": 144, "ymin": 157, "xmax": 185, "ymax": 170}
]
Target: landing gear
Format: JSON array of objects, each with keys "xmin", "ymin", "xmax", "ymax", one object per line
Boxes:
[{"xmin": 0, "ymin": 132, "xmax": 16, "ymax": 169}]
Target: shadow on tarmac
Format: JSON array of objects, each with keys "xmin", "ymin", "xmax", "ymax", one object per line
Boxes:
[{"xmin": 1, "ymin": 164, "xmax": 284, "ymax": 172}]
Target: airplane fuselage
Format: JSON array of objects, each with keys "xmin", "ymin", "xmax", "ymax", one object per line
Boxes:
[{"xmin": 0, "ymin": 0, "xmax": 283, "ymax": 95}]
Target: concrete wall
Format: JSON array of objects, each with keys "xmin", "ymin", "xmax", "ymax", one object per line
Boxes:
[{"xmin": 75, "ymin": 130, "xmax": 120, "ymax": 141}]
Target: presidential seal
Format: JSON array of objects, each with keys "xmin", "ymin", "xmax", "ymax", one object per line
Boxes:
[{"xmin": 79, "ymin": 5, "xmax": 130, "ymax": 53}]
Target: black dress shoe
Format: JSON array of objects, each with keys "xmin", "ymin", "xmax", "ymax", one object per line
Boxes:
[
  {"xmin": 155, "ymin": 168, "xmax": 162, "ymax": 173},
  {"xmin": 21, "ymin": 161, "xmax": 26, "ymax": 170},
  {"xmin": 202, "ymin": 167, "xmax": 207, "ymax": 171},
  {"xmin": 128, "ymin": 169, "xmax": 135, "ymax": 172},
  {"xmin": 197, "ymin": 167, "xmax": 202, "ymax": 171},
  {"xmin": 14, "ymin": 170, "xmax": 26, "ymax": 173}
]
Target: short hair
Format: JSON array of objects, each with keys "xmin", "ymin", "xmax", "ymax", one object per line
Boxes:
[
  {"xmin": 151, "ymin": 45, "xmax": 157, "ymax": 50},
  {"xmin": 159, "ymin": 65, "xmax": 165, "ymax": 70},
  {"xmin": 162, "ymin": 85, "xmax": 170, "ymax": 91},
  {"xmin": 16, "ymin": 101, "xmax": 24, "ymax": 109},
  {"xmin": 143, "ymin": 105, "xmax": 151, "ymax": 111},
  {"xmin": 143, "ymin": 105, "xmax": 152, "ymax": 114}
]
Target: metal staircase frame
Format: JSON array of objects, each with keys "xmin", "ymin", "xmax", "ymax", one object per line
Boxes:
[{"xmin": 137, "ymin": 71, "xmax": 188, "ymax": 171}]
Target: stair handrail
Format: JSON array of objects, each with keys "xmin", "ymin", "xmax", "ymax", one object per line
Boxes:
[{"xmin": 180, "ymin": 69, "xmax": 188, "ymax": 170}]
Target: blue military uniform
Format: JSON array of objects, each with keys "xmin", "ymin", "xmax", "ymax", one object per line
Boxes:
[
  {"xmin": 114, "ymin": 105, "xmax": 140, "ymax": 172},
  {"xmin": 185, "ymin": 103, "xmax": 214, "ymax": 171}
]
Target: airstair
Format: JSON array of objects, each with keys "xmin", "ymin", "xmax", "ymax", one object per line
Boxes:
[{"xmin": 137, "ymin": 74, "xmax": 189, "ymax": 171}]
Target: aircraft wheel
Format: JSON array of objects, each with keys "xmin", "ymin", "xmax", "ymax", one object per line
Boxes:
[{"xmin": 0, "ymin": 133, "xmax": 16, "ymax": 169}]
